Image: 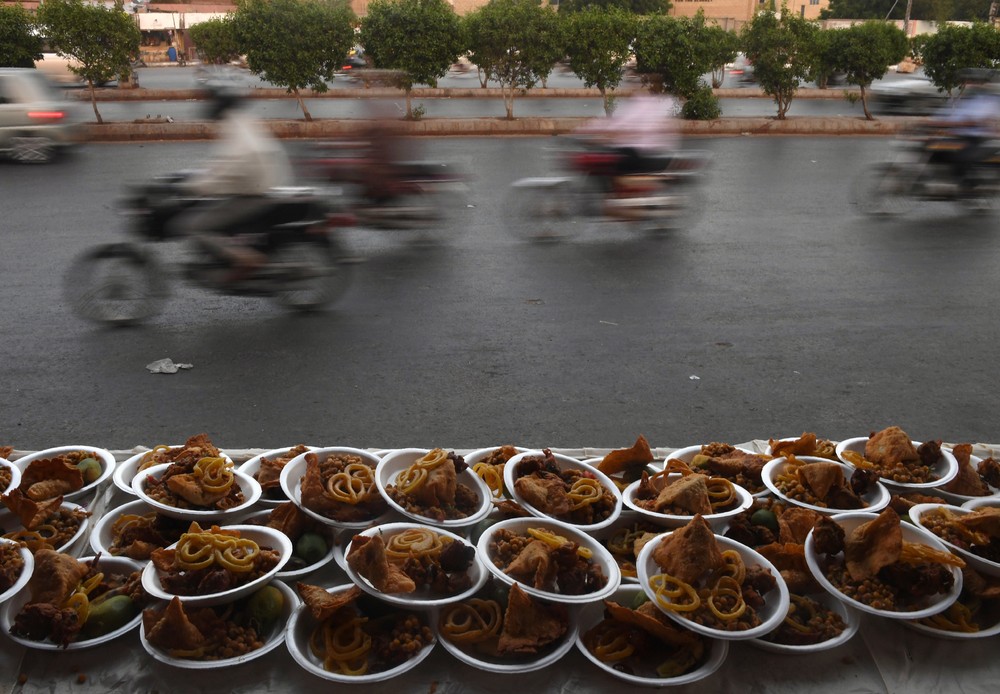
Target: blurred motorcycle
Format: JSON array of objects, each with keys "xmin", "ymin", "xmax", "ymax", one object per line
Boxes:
[
  {"xmin": 854, "ymin": 127, "xmax": 1000, "ymax": 216},
  {"xmin": 64, "ymin": 173, "xmax": 355, "ymax": 326},
  {"xmin": 505, "ymin": 137, "xmax": 711, "ymax": 241}
]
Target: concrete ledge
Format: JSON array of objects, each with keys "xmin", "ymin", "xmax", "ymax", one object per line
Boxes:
[{"xmin": 78, "ymin": 115, "xmax": 925, "ymax": 142}]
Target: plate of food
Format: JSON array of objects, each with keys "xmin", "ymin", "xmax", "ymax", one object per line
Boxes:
[
  {"xmin": 376, "ymin": 448, "xmax": 492, "ymax": 529},
  {"xmin": 238, "ymin": 445, "xmax": 314, "ymax": 506},
  {"xmin": 664, "ymin": 443, "xmax": 773, "ymax": 498},
  {"xmin": 89, "ymin": 498, "xmax": 191, "ymax": 561},
  {"xmin": 280, "ymin": 447, "xmax": 393, "ymax": 530},
  {"xmin": 749, "ymin": 590, "xmax": 860, "ymax": 654},
  {"xmin": 140, "ymin": 524, "xmax": 292, "ymax": 607},
  {"xmin": 583, "ymin": 436, "xmax": 661, "ymax": 494},
  {"xmin": 1, "ymin": 496, "xmax": 90, "ymax": 554},
  {"xmin": 464, "ymin": 445, "xmax": 528, "ymax": 499},
  {"xmin": 140, "ymin": 581, "xmax": 298, "ymax": 668},
  {"xmin": 576, "ymin": 584, "xmax": 728, "ymax": 686},
  {"xmin": 909, "ymin": 503, "xmax": 1000, "ymax": 578},
  {"xmin": 114, "ymin": 435, "xmax": 234, "ymax": 496},
  {"xmin": 636, "ymin": 514, "xmax": 790, "ymax": 641},
  {"xmin": 762, "ymin": 456, "xmax": 890, "ymax": 515},
  {"xmin": 932, "ymin": 444, "xmax": 1000, "ymax": 506},
  {"xmin": 436, "ymin": 580, "xmax": 578, "ymax": 673},
  {"xmin": 622, "ymin": 469, "xmax": 753, "ymax": 530},
  {"xmin": 343, "ymin": 522, "xmax": 486, "ymax": 607},
  {"xmin": 0, "ymin": 537, "xmax": 33, "ymax": 605},
  {"xmin": 903, "ymin": 568, "xmax": 1000, "ymax": 639},
  {"xmin": 835, "ymin": 427, "xmax": 958, "ymax": 491},
  {"xmin": 593, "ymin": 513, "xmax": 666, "ymax": 584},
  {"xmin": 0, "ymin": 457, "xmax": 21, "ymax": 494},
  {"xmin": 241, "ymin": 505, "xmax": 340, "ymax": 580},
  {"xmin": 13, "ymin": 445, "xmax": 115, "ymax": 503},
  {"xmin": 477, "ymin": 517, "xmax": 620, "ymax": 604},
  {"xmin": 133, "ymin": 461, "xmax": 261, "ymax": 521},
  {"xmin": 804, "ymin": 508, "xmax": 964, "ymax": 620},
  {"xmin": 964, "ymin": 496, "xmax": 1000, "ymax": 511},
  {"xmin": 286, "ymin": 582, "xmax": 436, "ymax": 683},
  {"xmin": 503, "ymin": 449, "xmax": 623, "ymax": 532},
  {"xmin": 766, "ymin": 433, "xmax": 840, "ymax": 460},
  {"xmin": 1, "ymin": 552, "xmax": 148, "ymax": 650}
]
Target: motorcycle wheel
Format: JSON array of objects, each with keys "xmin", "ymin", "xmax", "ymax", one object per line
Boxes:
[
  {"xmin": 504, "ymin": 181, "xmax": 582, "ymax": 242},
  {"xmin": 854, "ymin": 163, "xmax": 910, "ymax": 217},
  {"xmin": 270, "ymin": 239, "xmax": 354, "ymax": 311},
  {"xmin": 64, "ymin": 243, "xmax": 167, "ymax": 326},
  {"xmin": 643, "ymin": 179, "xmax": 707, "ymax": 236}
]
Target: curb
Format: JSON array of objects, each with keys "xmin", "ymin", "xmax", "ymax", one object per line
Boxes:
[{"xmin": 79, "ymin": 116, "xmax": 926, "ymax": 142}]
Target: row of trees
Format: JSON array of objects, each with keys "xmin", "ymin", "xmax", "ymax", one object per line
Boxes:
[{"xmin": 3, "ymin": 0, "xmax": 1000, "ymax": 123}]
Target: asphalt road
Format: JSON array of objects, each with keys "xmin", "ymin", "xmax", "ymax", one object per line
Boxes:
[{"xmin": 3, "ymin": 136, "xmax": 999, "ymax": 452}]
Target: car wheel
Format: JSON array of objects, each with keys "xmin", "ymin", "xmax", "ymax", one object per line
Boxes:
[{"xmin": 10, "ymin": 136, "xmax": 56, "ymax": 164}]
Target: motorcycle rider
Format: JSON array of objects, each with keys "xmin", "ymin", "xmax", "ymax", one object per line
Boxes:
[
  {"xmin": 926, "ymin": 69, "xmax": 1000, "ymax": 193},
  {"xmin": 172, "ymin": 84, "xmax": 296, "ymax": 284},
  {"xmin": 576, "ymin": 93, "xmax": 680, "ymax": 176}
]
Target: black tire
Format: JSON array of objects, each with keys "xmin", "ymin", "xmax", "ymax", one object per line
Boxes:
[
  {"xmin": 270, "ymin": 238, "xmax": 354, "ymax": 311},
  {"xmin": 65, "ymin": 243, "xmax": 167, "ymax": 326},
  {"xmin": 854, "ymin": 163, "xmax": 911, "ymax": 217},
  {"xmin": 10, "ymin": 136, "xmax": 56, "ymax": 164},
  {"xmin": 504, "ymin": 181, "xmax": 583, "ymax": 242},
  {"xmin": 643, "ymin": 178, "xmax": 707, "ymax": 236}
]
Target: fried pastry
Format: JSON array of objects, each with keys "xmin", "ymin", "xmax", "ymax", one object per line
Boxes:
[
  {"xmin": 651, "ymin": 514, "xmax": 723, "ymax": 584},
  {"xmin": 496, "ymin": 583, "xmax": 568, "ymax": 655},
  {"xmin": 845, "ymin": 508, "xmax": 903, "ymax": 581}
]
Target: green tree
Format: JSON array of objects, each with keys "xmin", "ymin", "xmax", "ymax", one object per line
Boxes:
[
  {"xmin": 558, "ymin": 0, "xmax": 670, "ymax": 14},
  {"xmin": 188, "ymin": 16, "xmax": 241, "ymax": 66},
  {"xmin": 232, "ymin": 0, "xmax": 355, "ymax": 121},
  {"xmin": 36, "ymin": 0, "xmax": 140, "ymax": 123},
  {"xmin": 921, "ymin": 22, "xmax": 1000, "ymax": 95},
  {"xmin": 741, "ymin": 7, "xmax": 817, "ymax": 120},
  {"xmin": 563, "ymin": 6, "xmax": 635, "ymax": 115},
  {"xmin": 702, "ymin": 22, "xmax": 739, "ymax": 89},
  {"xmin": 633, "ymin": 15, "xmax": 712, "ymax": 99},
  {"xmin": 807, "ymin": 28, "xmax": 839, "ymax": 89},
  {"xmin": 465, "ymin": 0, "xmax": 564, "ymax": 119},
  {"xmin": 360, "ymin": 0, "xmax": 464, "ymax": 119},
  {"xmin": 0, "ymin": 3, "xmax": 42, "ymax": 68},
  {"xmin": 822, "ymin": 0, "xmax": 992, "ymax": 20},
  {"xmin": 830, "ymin": 21, "xmax": 908, "ymax": 119}
]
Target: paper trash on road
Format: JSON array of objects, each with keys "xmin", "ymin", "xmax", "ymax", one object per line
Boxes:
[{"xmin": 145, "ymin": 358, "xmax": 193, "ymax": 374}]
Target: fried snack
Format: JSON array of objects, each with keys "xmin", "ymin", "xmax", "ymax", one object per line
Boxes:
[
  {"xmin": 144, "ymin": 597, "xmax": 208, "ymax": 652},
  {"xmin": 688, "ymin": 443, "xmax": 772, "ymax": 494},
  {"xmin": 764, "ymin": 593, "xmax": 847, "ymax": 646},
  {"xmin": 297, "ymin": 583, "xmax": 364, "ymax": 622},
  {"xmin": 137, "ymin": 434, "xmax": 221, "ymax": 474},
  {"xmin": 439, "ymin": 599, "xmax": 503, "ymax": 645},
  {"xmin": 346, "ymin": 534, "xmax": 417, "ymax": 594},
  {"xmin": 865, "ymin": 427, "xmax": 919, "ymax": 466},
  {"xmin": 488, "ymin": 527, "xmax": 606, "ymax": 596},
  {"xmin": 597, "ymin": 435, "xmax": 655, "ymax": 477},
  {"xmin": 256, "ymin": 445, "xmax": 309, "ymax": 498},
  {"xmin": 26, "ymin": 549, "xmax": 89, "ymax": 606},
  {"xmin": 651, "ymin": 515, "xmax": 724, "ymax": 585},
  {"xmin": 757, "ymin": 542, "xmax": 821, "ymax": 595},
  {"xmin": 386, "ymin": 449, "xmax": 482, "ymax": 523},
  {"xmin": 510, "ymin": 449, "xmax": 617, "ymax": 526},
  {"xmin": 942, "ymin": 444, "xmax": 992, "ymax": 497},
  {"xmin": 18, "ymin": 455, "xmax": 86, "ymax": 502},
  {"xmin": 2, "ymin": 489, "xmax": 65, "ymax": 530},
  {"xmin": 496, "ymin": 583, "xmax": 568, "ymax": 655},
  {"xmin": 845, "ymin": 508, "xmax": 903, "ymax": 581},
  {"xmin": 472, "ymin": 445, "xmax": 520, "ymax": 498}
]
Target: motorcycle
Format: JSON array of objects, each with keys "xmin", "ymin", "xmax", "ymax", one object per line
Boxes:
[
  {"xmin": 854, "ymin": 127, "xmax": 1000, "ymax": 216},
  {"xmin": 301, "ymin": 139, "xmax": 468, "ymax": 236},
  {"xmin": 505, "ymin": 137, "xmax": 711, "ymax": 241},
  {"xmin": 64, "ymin": 173, "xmax": 356, "ymax": 326}
]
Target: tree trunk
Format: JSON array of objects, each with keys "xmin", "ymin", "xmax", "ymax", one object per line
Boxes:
[
  {"xmin": 776, "ymin": 94, "xmax": 788, "ymax": 120},
  {"xmin": 711, "ymin": 66, "xmax": 724, "ymax": 89},
  {"xmin": 502, "ymin": 85, "xmax": 514, "ymax": 120},
  {"xmin": 861, "ymin": 84, "xmax": 873, "ymax": 120},
  {"xmin": 88, "ymin": 81, "xmax": 102, "ymax": 124},
  {"xmin": 601, "ymin": 88, "xmax": 612, "ymax": 117},
  {"xmin": 294, "ymin": 88, "xmax": 312, "ymax": 121},
  {"xmin": 405, "ymin": 89, "xmax": 412, "ymax": 120},
  {"xmin": 478, "ymin": 66, "xmax": 487, "ymax": 89}
]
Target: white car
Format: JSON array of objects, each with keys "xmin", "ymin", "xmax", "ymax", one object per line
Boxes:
[{"xmin": 0, "ymin": 68, "xmax": 82, "ymax": 163}]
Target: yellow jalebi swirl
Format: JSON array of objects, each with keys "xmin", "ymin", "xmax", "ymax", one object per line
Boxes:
[
  {"xmin": 111, "ymin": 512, "xmax": 156, "ymax": 537},
  {"xmin": 62, "ymin": 572, "xmax": 105, "ymax": 625},
  {"xmin": 840, "ymin": 450, "xmax": 875, "ymax": 470},
  {"xmin": 527, "ymin": 527, "xmax": 593, "ymax": 559},
  {"xmin": 139, "ymin": 444, "xmax": 174, "ymax": 472},
  {"xmin": 918, "ymin": 600, "xmax": 980, "ymax": 633},
  {"xmin": 326, "ymin": 463, "xmax": 376, "ymax": 505},
  {"xmin": 648, "ymin": 573, "xmax": 701, "ymax": 613},
  {"xmin": 718, "ymin": 549, "xmax": 746, "ymax": 585},
  {"xmin": 707, "ymin": 575, "xmax": 747, "ymax": 621},
  {"xmin": 439, "ymin": 599, "xmax": 503, "ymax": 644},
  {"xmin": 396, "ymin": 448, "xmax": 450, "ymax": 495},
  {"xmin": 385, "ymin": 528, "xmax": 448, "ymax": 562},
  {"xmin": 567, "ymin": 477, "xmax": 603, "ymax": 511},
  {"xmin": 193, "ymin": 457, "xmax": 235, "ymax": 494},
  {"xmin": 783, "ymin": 594, "xmax": 819, "ymax": 634},
  {"xmin": 310, "ymin": 615, "xmax": 372, "ymax": 675},
  {"xmin": 472, "ymin": 462, "xmax": 505, "ymax": 498},
  {"xmin": 706, "ymin": 477, "xmax": 737, "ymax": 511},
  {"xmin": 589, "ymin": 623, "xmax": 635, "ymax": 662},
  {"xmin": 174, "ymin": 529, "xmax": 260, "ymax": 573},
  {"xmin": 607, "ymin": 525, "xmax": 645, "ymax": 557},
  {"xmin": 899, "ymin": 541, "xmax": 966, "ymax": 568}
]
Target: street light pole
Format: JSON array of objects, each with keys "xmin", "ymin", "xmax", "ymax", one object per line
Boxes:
[{"xmin": 904, "ymin": 0, "xmax": 913, "ymax": 36}]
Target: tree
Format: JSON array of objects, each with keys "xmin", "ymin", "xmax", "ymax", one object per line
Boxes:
[
  {"xmin": 360, "ymin": 0, "xmax": 464, "ymax": 119},
  {"xmin": 232, "ymin": 0, "xmax": 355, "ymax": 121},
  {"xmin": 188, "ymin": 16, "xmax": 241, "ymax": 66},
  {"xmin": 36, "ymin": 0, "xmax": 140, "ymax": 124},
  {"xmin": 921, "ymin": 22, "xmax": 1000, "ymax": 95},
  {"xmin": 0, "ymin": 3, "xmax": 42, "ymax": 68},
  {"xmin": 807, "ymin": 28, "xmax": 840, "ymax": 90},
  {"xmin": 741, "ymin": 7, "xmax": 818, "ymax": 120},
  {"xmin": 633, "ymin": 15, "xmax": 712, "ymax": 99},
  {"xmin": 563, "ymin": 7, "xmax": 635, "ymax": 115},
  {"xmin": 830, "ymin": 22, "xmax": 908, "ymax": 119},
  {"xmin": 701, "ymin": 22, "xmax": 739, "ymax": 89},
  {"xmin": 821, "ymin": 0, "xmax": 992, "ymax": 21},
  {"xmin": 557, "ymin": 0, "xmax": 670, "ymax": 14},
  {"xmin": 465, "ymin": 0, "xmax": 564, "ymax": 119}
]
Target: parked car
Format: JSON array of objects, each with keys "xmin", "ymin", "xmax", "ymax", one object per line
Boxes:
[{"xmin": 0, "ymin": 68, "xmax": 82, "ymax": 163}]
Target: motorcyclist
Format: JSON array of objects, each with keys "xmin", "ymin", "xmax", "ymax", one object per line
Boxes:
[
  {"xmin": 173, "ymin": 84, "xmax": 296, "ymax": 284},
  {"xmin": 575, "ymin": 93, "xmax": 680, "ymax": 176}
]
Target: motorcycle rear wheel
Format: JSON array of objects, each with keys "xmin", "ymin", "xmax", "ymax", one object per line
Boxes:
[
  {"xmin": 65, "ymin": 243, "xmax": 167, "ymax": 326},
  {"xmin": 270, "ymin": 239, "xmax": 354, "ymax": 311},
  {"xmin": 854, "ymin": 163, "xmax": 911, "ymax": 217},
  {"xmin": 505, "ymin": 181, "xmax": 583, "ymax": 242}
]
